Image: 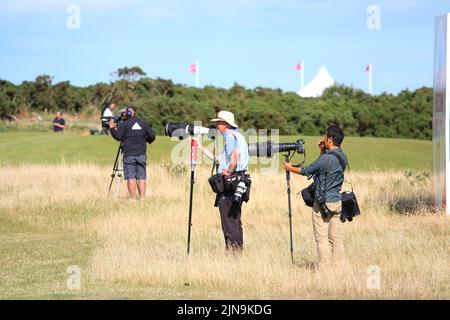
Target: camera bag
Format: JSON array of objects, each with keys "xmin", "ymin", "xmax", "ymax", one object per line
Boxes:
[
  {"xmin": 208, "ymin": 173, "xmax": 224, "ymax": 194},
  {"xmin": 341, "ymin": 191, "xmax": 360, "ymax": 222},
  {"xmin": 223, "ymin": 174, "xmax": 241, "ymax": 192},
  {"xmin": 301, "ymin": 182, "xmax": 316, "ymax": 207}
]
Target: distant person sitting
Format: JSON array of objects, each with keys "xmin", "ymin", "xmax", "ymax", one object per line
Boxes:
[
  {"xmin": 53, "ymin": 112, "xmax": 66, "ymax": 133},
  {"xmin": 101, "ymin": 102, "xmax": 117, "ymax": 135}
]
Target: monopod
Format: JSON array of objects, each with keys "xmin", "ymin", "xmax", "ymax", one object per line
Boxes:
[{"xmin": 186, "ymin": 139, "xmax": 198, "ymax": 255}]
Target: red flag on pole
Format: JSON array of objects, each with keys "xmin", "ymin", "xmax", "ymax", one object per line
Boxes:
[
  {"xmin": 365, "ymin": 63, "xmax": 373, "ymax": 94},
  {"xmin": 295, "ymin": 62, "xmax": 303, "ymax": 71},
  {"xmin": 188, "ymin": 63, "xmax": 198, "ymax": 73}
]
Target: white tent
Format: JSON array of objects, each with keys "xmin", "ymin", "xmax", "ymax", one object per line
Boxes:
[{"xmin": 297, "ymin": 66, "xmax": 335, "ymax": 98}]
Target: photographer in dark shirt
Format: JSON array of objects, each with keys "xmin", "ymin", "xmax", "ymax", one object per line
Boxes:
[{"xmin": 109, "ymin": 106, "xmax": 156, "ymax": 199}]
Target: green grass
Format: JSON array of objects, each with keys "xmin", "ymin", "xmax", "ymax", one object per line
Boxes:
[
  {"xmin": 0, "ymin": 132, "xmax": 432, "ymax": 171},
  {"xmin": 0, "ymin": 233, "xmax": 97, "ymax": 299}
]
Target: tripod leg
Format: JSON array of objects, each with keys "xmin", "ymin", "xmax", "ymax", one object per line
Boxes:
[
  {"xmin": 108, "ymin": 143, "xmax": 123, "ymax": 198},
  {"xmin": 118, "ymin": 149, "xmax": 124, "ymax": 174},
  {"xmin": 108, "ymin": 175, "xmax": 115, "ymax": 196},
  {"xmin": 115, "ymin": 150, "xmax": 124, "ymax": 199},
  {"xmin": 114, "ymin": 174, "xmax": 122, "ymax": 199}
]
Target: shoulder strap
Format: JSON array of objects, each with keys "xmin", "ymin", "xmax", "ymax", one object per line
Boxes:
[
  {"xmin": 211, "ymin": 140, "xmax": 217, "ymax": 176},
  {"xmin": 228, "ymin": 131, "xmax": 238, "ymax": 142},
  {"xmin": 328, "ymin": 151, "xmax": 354, "ymax": 193},
  {"xmin": 327, "ymin": 151, "xmax": 346, "ymax": 170}
]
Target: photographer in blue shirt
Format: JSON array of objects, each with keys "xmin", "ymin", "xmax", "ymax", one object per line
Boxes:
[{"xmin": 196, "ymin": 111, "xmax": 249, "ymax": 255}]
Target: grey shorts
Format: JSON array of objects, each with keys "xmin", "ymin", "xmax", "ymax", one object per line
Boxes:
[{"xmin": 124, "ymin": 155, "xmax": 147, "ymax": 180}]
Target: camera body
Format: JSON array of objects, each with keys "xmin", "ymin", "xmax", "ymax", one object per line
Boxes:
[
  {"xmin": 232, "ymin": 181, "xmax": 248, "ymax": 205},
  {"xmin": 316, "ymin": 194, "xmax": 332, "ymax": 219},
  {"xmin": 101, "ymin": 115, "xmax": 124, "ymax": 129},
  {"xmin": 248, "ymin": 139, "xmax": 305, "ymax": 158},
  {"xmin": 165, "ymin": 122, "xmax": 217, "ymax": 140}
]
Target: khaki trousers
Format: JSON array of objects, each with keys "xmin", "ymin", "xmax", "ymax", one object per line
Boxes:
[{"xmin": 312, "ymin": 201, "xmax": 345, "ymax": 266}]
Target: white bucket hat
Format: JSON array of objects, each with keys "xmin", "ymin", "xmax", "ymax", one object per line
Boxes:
[{"xmin": 210, "ymin": 111, "xmax": 238, "ymax": 128}]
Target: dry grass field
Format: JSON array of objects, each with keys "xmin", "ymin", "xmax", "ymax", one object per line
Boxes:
[{"xmin": 0, "ymin": 164, "xmax": 448, "ymax": 299}]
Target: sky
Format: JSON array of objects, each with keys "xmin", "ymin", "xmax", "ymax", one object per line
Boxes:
[{"xmin": 0, "ymin": 0, "xmax": 449, "ymax": 94}]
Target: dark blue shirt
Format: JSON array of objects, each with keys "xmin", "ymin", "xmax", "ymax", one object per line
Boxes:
[
  {"xmin": 300, "ymin": 148, "xmax": 348, "ymax": 203},
  {"xmin": 110, "ymin": 117, "xmax": 156, "ymax": 157},
  {"xmin": 53, "ymin": 118, "xmax": 65, "ymax": 132}
]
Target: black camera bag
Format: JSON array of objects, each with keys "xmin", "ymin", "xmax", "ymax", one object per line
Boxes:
[
  {"xmin": 341, "ymin": 191, "xmax": 360, "ymax": 222},
  {"xmin": 223, "ymin": 174, "xmax": 241, "ymax": 192},
  {"xmin": 208, "ymin": 172, "xmax": 246, "ymax": 194},
  {"xmin": 208, "ymin": 173, "xmax": 224, "ymax": 194},
  {"xmin": 301, "ymin": 182, "xmax": 316, "ymax": 207}
]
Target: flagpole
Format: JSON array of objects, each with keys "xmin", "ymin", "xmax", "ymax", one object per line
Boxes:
[
  {"xmin": 195, "ymin": 59, "xmax": 200, "ymax": 88},
  {"xmin": 368, "ymin": 62, "xmax": 373, "ymax": 95},
  {"xmin": 301, "ymin": 60, "xmax": 305, "ymax": 90}
]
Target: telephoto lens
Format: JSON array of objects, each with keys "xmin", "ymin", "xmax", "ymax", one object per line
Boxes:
[
  {"xmin": 165, "ymin": 122, "xmax": 189, "ymax": 139},
  {"xmin": 248, "ymin": 139, "xmax": 305, "ymax": 158},
  {"xmin": 232, "ymin": 181, "xmax": 247, "ymax": 205},
  {"xmin": 165, "ymin": 122, "xmax": 211, "ymax": 140}
]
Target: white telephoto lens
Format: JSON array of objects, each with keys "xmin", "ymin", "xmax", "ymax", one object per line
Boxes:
[{"xmin": 193, "ymin": 126, "xmax": 210, "ymax": 136}]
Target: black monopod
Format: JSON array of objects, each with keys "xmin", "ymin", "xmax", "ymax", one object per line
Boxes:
[
  {"xmin": 186, "ymin": 139, "xmax": 198, "ymax": 255},
  {"xmin": 284, "ymin": 152, "xmax": 295, "ymax": 264}
]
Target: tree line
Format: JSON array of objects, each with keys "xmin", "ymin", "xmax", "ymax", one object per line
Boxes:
[{"xmin": 0, "ymin": 67, "xmax": 432, "ymax": 139}]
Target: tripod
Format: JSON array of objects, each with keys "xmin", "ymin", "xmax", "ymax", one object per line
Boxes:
[{"xmin": 108, "ymin": 142, "xmax": 124, "ymax": 199}]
